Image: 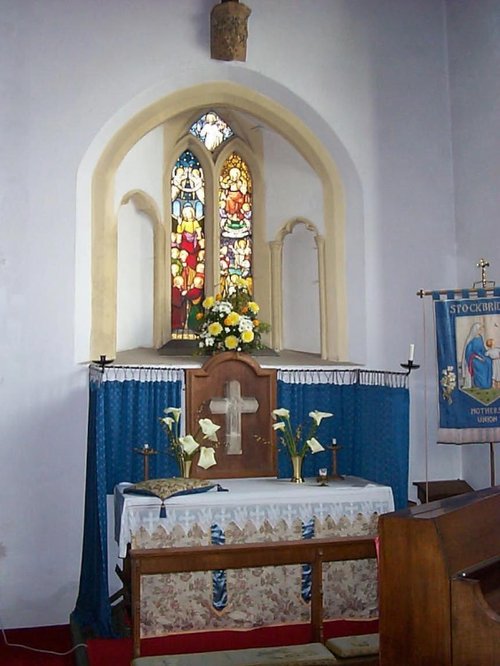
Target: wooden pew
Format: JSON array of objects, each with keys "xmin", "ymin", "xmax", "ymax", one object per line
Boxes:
[
  {"xmin": 130, "ymin": 535, "xmax": 377, "ymax": 662},
  {"xmin": 378, "ymin": 485, "xmax": 500, "ymax": 666}
]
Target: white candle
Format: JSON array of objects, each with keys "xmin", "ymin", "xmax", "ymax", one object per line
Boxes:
[
  {"xmin": 332, "ymin": 438, "xmax": 336, "ymax": 445},
  {"xmin": 144, "ymin": 443, "xmax": 150, "ymax": 450},
  {"xmin": 409, "ymin": 344, "xmax": 415, "ymax": 362}
]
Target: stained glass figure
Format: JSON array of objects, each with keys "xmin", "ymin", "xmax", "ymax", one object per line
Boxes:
[
  {"xmin": 170, "ymin": 150, "xmax": 206, "ymax": 338},
  {"xmin": 190, "ymin": 111, "xmax": 234, "ymax": 152},
  {"xmin": 218, "ymin": 153, "xmax": 253, "ymax": 294}
]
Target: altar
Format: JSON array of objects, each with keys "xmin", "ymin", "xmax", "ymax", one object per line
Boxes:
[
  {"xmin": 115, "ymin": 476, "xmax": 394, "ymax": 637},
  {"xmin": 72, "ymin": 361, "xmax": 409, "ymax": 637}
]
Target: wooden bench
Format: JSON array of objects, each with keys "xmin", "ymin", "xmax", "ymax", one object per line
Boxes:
[{"xmin": 130, "ymin": 536, "xmax": 378, "ymax": 665}]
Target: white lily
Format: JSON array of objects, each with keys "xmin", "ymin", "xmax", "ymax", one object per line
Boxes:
[
  {"xmin": 309, "ymin": 410, "xmax": 333, "ymax": 426},
  {"xmin": 198, "ymin": 446, "xmax": 217, "ymax": 469},
  {"xmin": 272, "ymin": 408, "xmax": 290, "ymax": 419},
  {"xmin": 199, "ymin": 418, "xmax": 221, "ymax": 442},
  {"xmin": 178, "ymin": 435, "xmax": 200, "ymax": 456},
  {"xmin": 272, "ymin": 422, "xmax": 286, "ymax": 431},
  {"xmin": 160, "ymin": 416, "xmax": 175, "ymax": 429},
  {"xmin": 165, "ymin": 407, "xmax": 182, "ymax": 422},
  {"xmin": 307, "ymin": 437, "xmax": 325, "ymax": 454}
]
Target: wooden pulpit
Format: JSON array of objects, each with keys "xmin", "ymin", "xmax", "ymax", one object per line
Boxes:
[{"xmin": 186, "ymin": 352, "xmax": 277, "ymax": 478}]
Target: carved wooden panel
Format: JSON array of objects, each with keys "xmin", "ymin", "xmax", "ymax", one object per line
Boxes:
[{"xmin": 186, "ymin": 352, "xmax": 277, "ymax": 478}]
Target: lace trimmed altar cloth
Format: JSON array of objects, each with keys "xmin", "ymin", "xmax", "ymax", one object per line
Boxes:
[{"xmin": 115, "ymin": 476, "xmax": 394, "ymax": 637}]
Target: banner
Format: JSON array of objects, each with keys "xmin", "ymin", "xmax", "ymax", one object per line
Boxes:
[{"xmin": 435, "ymin": 295, "xmax": 500, "ymax": 443}]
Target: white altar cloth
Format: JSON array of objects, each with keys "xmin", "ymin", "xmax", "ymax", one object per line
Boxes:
[
  {"xmin": 115, "ymin": 476, "xmax": 394, "ymax": 636},
  {"xmin": 114, "ymin": 476, "xmax": 394, "ymax": 559}
]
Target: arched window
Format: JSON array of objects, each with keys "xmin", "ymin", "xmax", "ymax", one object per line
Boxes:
[
  {"xmin": 86, "ymin": 83, "xmax": 348, "ymax": 363},
  {"xmin": 170, "ymin": 149, "xmax": 206, "ymax": 339},
  {"xmin": 167, "ymin": 113, "xmax": 256, "ymax": 343},
  {"xmin": 219, "ymin": 152, "xmax": 253, "ymax": 294}
]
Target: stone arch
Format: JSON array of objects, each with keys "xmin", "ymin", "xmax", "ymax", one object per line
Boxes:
[
  {"xmin": 271, "ymin": 218, "xmax": 326, "ymax": 357},
  {"xmin": 118, "ymin": 190, "xmax": 165, "ymax": 349},
  {"xmin": 85, "ymin": 81, "xmax": 349, "ymax": 362}
]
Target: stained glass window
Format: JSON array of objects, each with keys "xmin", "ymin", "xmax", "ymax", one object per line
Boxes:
[
  {"xmin": 189, "ymin": 111, "xmax": 234, "ymax": 152},
  {"xmin": 170, "ymin": 150, "xmax": 205, "ymax": 338},
  {"xmin": 218, "ymin": 153, "xmax": 253, "ymax": 294}
]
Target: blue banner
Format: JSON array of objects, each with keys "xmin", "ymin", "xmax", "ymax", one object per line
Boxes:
[{"xmin": 435, "ymin": 297, "xmax": 500, "ymax": 443}]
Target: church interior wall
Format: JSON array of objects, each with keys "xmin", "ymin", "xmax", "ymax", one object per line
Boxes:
[
  {"xmin": 282, "ymin": 222, "xmax": 322, "ymax": 354},
  {"xmin": 115, "ymin": 127, "xmax": 164, "ymax": 350},
  {"xmin": 0, "ymin": 0, "xmax": 492, "ymax": 629},
  {"xmin": 117, "ymin": 203, "xmax": 155, "ymax": 350},
  {"xmin": 263, "ymin": 131, "xmax": 324, "ymax": 236},
  {"xmin": 114, "ymin": 126, "xmax": 165, "ymax": 211},
  {"xmin": 446, "ymin": 0, "xmax": 500, "ymax": 488}
]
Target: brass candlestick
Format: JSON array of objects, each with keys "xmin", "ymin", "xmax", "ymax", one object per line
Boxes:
[{"xmin": 134, "ymin": 443, "xmax": 158, "ymax": 481}]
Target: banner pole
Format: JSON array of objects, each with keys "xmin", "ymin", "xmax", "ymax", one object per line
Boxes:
[{"xmin": 490, "ymin": 443, "xmax": 496, "ymax": 487}]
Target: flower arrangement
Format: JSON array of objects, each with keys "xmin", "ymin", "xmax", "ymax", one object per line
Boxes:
[
  {"xmin": 196, "ymin": 278, "xmax": 270, "ymax": 354},
  {"xmin": 272, "ymin": 408, "xmax": 333, "ymax": 460},
  {"xmin": 160, "ymin": 407, "xmax": 221, "ymax": 473}
]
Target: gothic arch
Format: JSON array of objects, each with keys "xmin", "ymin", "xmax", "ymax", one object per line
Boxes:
[
  {"xmin": 119, "ymin": 190, "xmax": 166, "ymax": 349},
  {"xmin": 88, "ymin": 81, "xmax": 347, "ymax": 362},
  {"xmin": 271, "ymin": 218, "xmax": 326, "ymax": 356}
]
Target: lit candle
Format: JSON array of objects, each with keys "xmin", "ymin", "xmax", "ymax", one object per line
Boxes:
[
  {"xmin": 144, "ymin": 443, "xmax": 150, "ymax": 451},
  {"xmin": 409, "ymin": 344, "xmax": 415, "ymax": 362}
]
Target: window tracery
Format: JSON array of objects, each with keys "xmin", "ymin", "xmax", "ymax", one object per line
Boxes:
[{"xmin": 189, "ymin": 111, "xmax": 234, "ymax": 152}]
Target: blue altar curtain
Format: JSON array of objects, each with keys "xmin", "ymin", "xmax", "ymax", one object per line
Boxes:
[
  {"xmin": 276, "ymin": 372, "xmax": 409, "ymax": 511},
  {"xmin": 72, "ymin": 365, "xmax": 409, "ymax": 637},
  {"xmin": 72, "ymin": 366, "xmax": 182, "ymax": 636}
]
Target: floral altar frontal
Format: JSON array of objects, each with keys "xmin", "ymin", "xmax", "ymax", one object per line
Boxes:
[{"xmin": 115, "ymin": 476, "xmax": 394, "ymax": 638}]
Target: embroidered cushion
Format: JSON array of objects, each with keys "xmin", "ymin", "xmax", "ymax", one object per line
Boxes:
[
  {"xmin": 131, "ymin": 642, "xmax": 337, "ymax": 665},
  {"xmin": 123, "ymin": 477, "xmax": 217, "ymax": 502},
  {"xmin": 325, "ymin": 633, "xmax": 379, "ymax": 658}
]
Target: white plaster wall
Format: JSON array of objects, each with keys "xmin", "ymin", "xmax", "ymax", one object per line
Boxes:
[
  {"xmin": 114, "ymin": 126, "xmax": 164, "ymax": 211},
  {"xmin": 116, "ymin": 203, "xmax": 155, "ymax": 350},
  {"xmin": 263, "ymin": 132, "xmax": 323, "ymax": 237},
  {"xmin": 0, "ymin": 0, "xmax": 465, "ymax": 628},
  {"xmin": 115, "ymin": 126, "xmax": 164, "ymax": 350},
  {"xmin": 282, "ymin": 224, "xmax": 321, "ymax": 353},
  {"xmin": 447, "ymin": 0, "xmax": 500, "ymax": 488}
]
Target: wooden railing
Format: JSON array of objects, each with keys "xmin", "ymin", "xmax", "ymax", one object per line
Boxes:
[{"xmin": 130, "ymin": 535, "xmax": 377, "ymax": 658}]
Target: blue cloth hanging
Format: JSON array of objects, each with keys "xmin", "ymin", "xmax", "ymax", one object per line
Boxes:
[
  {"xmin": 276, "ymin": 378, "xmax": 409, "ymax": 510},
  {"xmin": 71, "ymin": 370, "xmax": 182, "ymax": 637}
]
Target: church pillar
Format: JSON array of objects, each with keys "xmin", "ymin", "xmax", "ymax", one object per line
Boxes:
[
  {"xmin": 269, "ymin": 240, "xmax": 282, "ymax": 351},
  {"xmin": 314, "ymin": 234, "xmax": 328, "ymax": 360}
]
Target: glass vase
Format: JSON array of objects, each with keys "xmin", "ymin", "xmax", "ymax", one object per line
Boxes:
[{"xmin": 290, "ymin": 455, "xmax": 304, "ymax": 483}]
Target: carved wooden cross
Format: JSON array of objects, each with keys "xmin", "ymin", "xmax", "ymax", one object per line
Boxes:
[{"xmin": 209, "ymin": 380, "xmax": 259, "ymax": 454}]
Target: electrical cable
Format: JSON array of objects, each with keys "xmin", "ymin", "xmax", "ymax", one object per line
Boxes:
[{"xmin": 0, "ymin": 619, "xmax": 87, "ymax": 656}]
